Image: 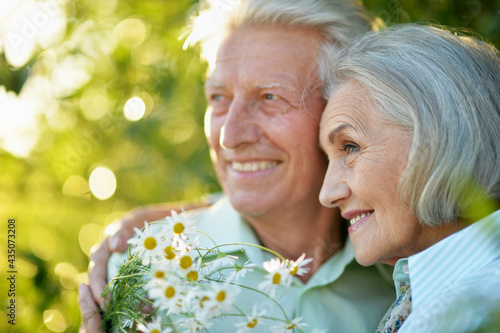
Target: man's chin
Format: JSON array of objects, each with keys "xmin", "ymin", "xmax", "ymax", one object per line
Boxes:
[{"xmin": 227, "ymin": 194, "xmax": 276, "ymax": 217}]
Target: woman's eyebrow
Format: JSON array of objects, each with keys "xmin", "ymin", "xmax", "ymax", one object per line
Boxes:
[{"xmin": 328, "ymin": 123, "xmax": 354, "ymax": 145}]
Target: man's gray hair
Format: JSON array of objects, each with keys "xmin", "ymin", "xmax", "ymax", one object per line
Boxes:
[
  {"xmin": 325, "ymin": 24, "xmax": 500, "ymax": 226},
  {"xmin": 184, "ymin": 0, "xmax": 380, "ymax": 70}
]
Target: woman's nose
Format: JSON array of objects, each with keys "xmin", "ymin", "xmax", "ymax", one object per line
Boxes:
[{"xmin": 319, "ymin": 161, "xmax": 351, "ymax": 208}]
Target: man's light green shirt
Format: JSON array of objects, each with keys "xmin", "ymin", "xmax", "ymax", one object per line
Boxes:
[{"xmin": 109, "ymin": 196, "xmax": 394, "ymax": 332}]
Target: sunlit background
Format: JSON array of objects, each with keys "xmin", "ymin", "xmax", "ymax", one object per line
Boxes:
[{"xmin": 0, "ymin": 0, "xmax": 499, "ymax": 332}]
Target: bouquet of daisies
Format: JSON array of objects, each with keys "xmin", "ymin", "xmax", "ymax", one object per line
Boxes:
[{"xmin": 102, "ymin": 210, "xmax": 323, "ymax": 333}]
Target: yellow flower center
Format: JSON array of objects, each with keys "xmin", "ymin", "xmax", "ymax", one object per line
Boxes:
[
  {"xmin": 165, "ymin": 286, "xmax": 176, "ymax": 298},
  {"xmin": 154, "ymin": 271, "xmax": 165, "ymax": 279},
  {"xmin": 272, "ymin": 272, "xmax": 281, "ymax": 284},
  {"xmin": 247, "ymin": 318, "xmax": 258, "ymax": 328},
  {"xmin": 186, "ymin": 270, "xmax": 198, "ymax": 281},
  {"xmin": 199, "ymin": 296, "xmax": 210, "ymax": 308},
  {"xmin": 164, "ymin": 246, "xmax": 176, "ymax": 260},
  {"xmin": 143, "ymin": 237, "xmax": 157, "ymax": 250},
  {"xmin": 216, "ymin": 290, "xmax": 226, "ymax": 302},
  {"xmin": 179, "ymin": 255, "xmax": 193, "ymax": 269},
  {"xmin": 290, "ymin": 265, "xmax": 299, "ymax": 275},
  {"xmin": 151, "ymin": 330, "xmax": 161, "ymax": 333},
  {"xmin": 173, "ymin": 222, "xmax": 185, "ymax": 234},
  {"xmin": 286, "ymin": 324, "xmax": 296, "ymax": 329}
]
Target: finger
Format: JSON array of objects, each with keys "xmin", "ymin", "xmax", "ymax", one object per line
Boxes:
[
  {"xmin": 88, "ymin": 241, "xmax": 111, "ymax": 307},
  {"xmin": 107, "ymin": 223, "xmax": 137, "ymax": 252},
  {"xmin": 79, "ymin": 284, "xmax": 105, "ymax": 333}
]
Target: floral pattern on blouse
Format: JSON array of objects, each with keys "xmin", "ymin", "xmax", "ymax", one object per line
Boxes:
[{"xmin": 376, "ymin": 286, "xmax": 412, "ymax": 333}]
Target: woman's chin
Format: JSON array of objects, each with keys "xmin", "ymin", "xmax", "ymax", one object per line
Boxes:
[{"xmin": 354, "ymin": 253, "xmax": 378, "ymax": 267}]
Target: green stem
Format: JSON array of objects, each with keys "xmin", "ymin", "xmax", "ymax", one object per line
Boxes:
[
  {"xmin": 227, "ymin": 281, "xmax": 290, "ymax": 322},
  {"xmin": 209, "ymin": 242, "xmax": 286, "ymax": 261}
]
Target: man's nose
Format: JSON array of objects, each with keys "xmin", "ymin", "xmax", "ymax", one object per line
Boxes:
[
  {"xmin": 319, "ymin": 161, "xmax": 351, "ymax": 208},
  {"xmin": 219, "ymin": 99, "xmax": 261, "ymax": 149}
]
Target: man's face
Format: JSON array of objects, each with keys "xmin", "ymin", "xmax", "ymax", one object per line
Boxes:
[{"xmin": 204, "ymin": 26, "xmax": 328, "ymax": 217}]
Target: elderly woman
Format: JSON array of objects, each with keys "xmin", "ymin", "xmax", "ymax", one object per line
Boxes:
[{"xmin": 319, "ymin": 24, "xmax": 500, "ymax": 333}]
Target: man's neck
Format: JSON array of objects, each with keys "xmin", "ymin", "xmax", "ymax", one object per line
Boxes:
[{"xmin": 243, "ymin": 203, "xmax": 344, "ymax": 283}]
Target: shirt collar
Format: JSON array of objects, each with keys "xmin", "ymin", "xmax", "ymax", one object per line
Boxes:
[
  {"xmin": 301, "ymin": 237, "xmax": 355, "ymax": 288},
  {"xmin": 404, "ymin": 209, "xmax": 500, "ymax": 308},
  {"xmin": 392, "ymin": 258, "xmax": 411, "ymax": 298}
]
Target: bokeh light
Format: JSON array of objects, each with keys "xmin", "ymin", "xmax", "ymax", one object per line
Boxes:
[
  {"xmin": 124, "ymin": 96, "xmax": 146, "ymax": 121},
  {"xmin": 43, "ymin": 308, "xmax": 67, "ymax": 332},
  {"xmin": 0, "ymin": 86, "xmax": 40, "ymax": 158},
  {"xmin": 113, "ymin": 17, "xmax": 148, "ymax": 47},
  {"xmin": 62, "ymin": 175, "xmax": 91, "ymax": 199},
  {"xmin": 55, "ymin": 262, "xmax": 79, "ymax": 289},
  {"xmin": 89, "ymin": 166, "xmax": 117, "ymax": 200},
  {"xmin": 80, "ymin": 88, "xmax": 111, "ymax": 121},
  {"xmin": 1, "ymin": 0, "xmax": 66, "ymax": 68},
  {"xmin": 78, "ymin": 223, "xmax": 103, "ymax": 256}
]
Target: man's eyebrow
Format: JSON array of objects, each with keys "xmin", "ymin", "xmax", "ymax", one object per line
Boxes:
[
  {"xmin": 205, "ymin": 80, "xmax": 224, "ymax": 88},
  {"xmin": 328, "ymin": 123, "xmax": 353, "ymax": 144},
  {"xmin": 253, "ymin": 82, "xmax": 294, "ymax": 91}
]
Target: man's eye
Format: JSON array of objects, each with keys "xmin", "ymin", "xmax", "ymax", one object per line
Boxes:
[
  {"xmin": 264, "ymin": 94, "xmax": 279, "ymax": 100},
  {"xmin": 212, "ymin": 94, "xmax": 223, "ymax": 101}
]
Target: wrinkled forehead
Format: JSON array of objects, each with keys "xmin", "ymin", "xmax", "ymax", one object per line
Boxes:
[
  {"xmin": 319, "ymin": 81, "xmax": 372, "ymax": 142},
  {"xmin": 210, "ymin": 26, "xmax": 325, "ymax": 80}
]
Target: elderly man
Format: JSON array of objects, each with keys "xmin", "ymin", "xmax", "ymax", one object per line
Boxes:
[{"xmin": 79, "ymin": 0, "xmax": 394, "ymax": 331}]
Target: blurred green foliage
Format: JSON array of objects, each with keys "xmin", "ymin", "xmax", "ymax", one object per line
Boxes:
[{"xmin": 0, "ymin": 0, "xmax": 498, "ymax": 332}]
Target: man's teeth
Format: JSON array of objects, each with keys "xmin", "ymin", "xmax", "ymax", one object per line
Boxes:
[
  {"xmin": 231, "ymin": 161, "xmax": 278, "ymax": 172},
  {"xmin": 350, "ymin": 212, "xmax": 372, "ymax": 225}
]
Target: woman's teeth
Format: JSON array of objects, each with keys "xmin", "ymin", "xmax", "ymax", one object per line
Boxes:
[
  {"xmin": 231, "ymin": 161, "xmax": 278, "ymax": 172},
  {"xmin": 350, "ymin": 212, "xmax": 372, "ymax": 225}
]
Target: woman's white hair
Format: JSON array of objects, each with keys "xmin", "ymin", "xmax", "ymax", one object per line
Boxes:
[
  {"xmin": 183, "ymin": 0, "xmax": 381, "ymax": 71},
  {"xmin": 325, "ymin": 24, "xmax": 500, "ymax": 226}
]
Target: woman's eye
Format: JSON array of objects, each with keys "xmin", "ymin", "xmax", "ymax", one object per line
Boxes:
[
  {"xmin": 340, "ymin": 144, "xmax": 359, "ymax": 154},
  {"xmin": 212, "ymin": 94, "xmax": 223, "ymax": 101}
]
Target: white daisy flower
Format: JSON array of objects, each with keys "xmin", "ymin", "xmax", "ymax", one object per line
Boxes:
[
  {"xmin": 204, "ymin": 283, "xmax": 239, "ymax": 312},
  {"xmin": 136, "ymin": 316, "xmax": 172, "ymax": 333},
  {"xmin": 161, "ymin": 241, "xmax": 179, "ymax": 263},
  {"xmin": 176, "ymin": 250, "xmax": 200, "ymax": 277},
  {"xmin": 148, "ymin": 278, "xmax": 185, "ymax": 315},
  {"xmin": 149, "ymin": 261, "xmax": 173, "ymax": 280},
  {"xmin": 287, "ymin": 253, "xmax": 313, "ymax": 277},
  {"xmin": 201, "ymin": 253, "xmax": 239, "ymax": 280},
  {"xmin": 270, "ymin": 317, "xmax": 307, "ymax": 333},
  {"xmin": 128, "ymin": 222, "xmax": 165, "ymax": 265},
  {"xmin": 258, "ymin": 258, "xmax": 292, "ymax": 298},
  {"xmin": 178, "ymin": 317, "xmax": 212, "ymax": 333},
  {"xmin": 182, "ymin": 288, "xmax": 217, "ymax": 322},
  {"xmin": 182, "ymin": 258, "xmax": 202, "ymax": 282},
  {"xmin": 235, "ymin": 305, "xmax": 266, "ymax": 332},
  {"xmin": 165, "ymin": 210, "xmax": 197, "ymax": 240},
  {"xmin": 206, "ymin": 253, "xmax": 239, "ymax": 271},
  {"xmin": 227, "ymin": 260, "xmax": 256, "ymax": 282}
]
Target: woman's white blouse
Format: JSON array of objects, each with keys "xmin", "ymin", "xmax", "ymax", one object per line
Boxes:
[{"xmin": 396, "ymin": 209, "xmax": 500, "ymax": 332}]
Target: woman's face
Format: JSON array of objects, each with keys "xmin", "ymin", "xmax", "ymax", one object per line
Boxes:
[{"xmin": 319, "ymin": 81, "xmax": 427, "ymax": 266}]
